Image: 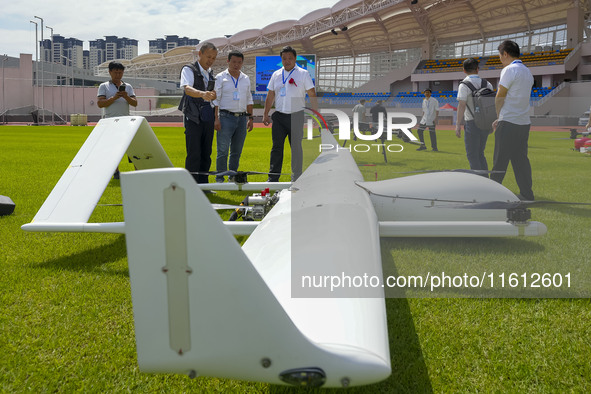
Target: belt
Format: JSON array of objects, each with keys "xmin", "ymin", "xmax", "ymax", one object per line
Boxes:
[{"xmin": 220, "ymin": 109, "xmax": 249, "ymax": 117}]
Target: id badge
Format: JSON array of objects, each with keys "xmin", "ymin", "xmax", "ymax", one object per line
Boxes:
[
  {"xmin": 280, "ymin": 86, "xmax": 286, "ymax": 97},
  {"xmin": 233, "ymin": 90, "xmax": 240, "ymax": 100}
]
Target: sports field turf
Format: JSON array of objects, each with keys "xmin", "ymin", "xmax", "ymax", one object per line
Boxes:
[{"xmin": 1, "ymin": 123, "xmax": 590, "ymax": 392}]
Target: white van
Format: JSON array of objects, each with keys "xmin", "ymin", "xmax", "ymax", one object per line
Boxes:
[{"xmin": 578, "ymin": 110, "xmax": 590, "ymax": 126}]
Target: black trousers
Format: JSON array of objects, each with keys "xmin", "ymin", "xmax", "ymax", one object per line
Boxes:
[
  {"xmin": 417, "ymin": 124, "xmax": 437, "ymax": 150},
  {"xmin": 269, "ymin": 111, "xmax": 304, "ymax": 182},
  {"xmin": 490, "ymin": 121, "xmax": 534, "ymax": 200},
  {"xmin": 184, "ymin": 116, "xmax": 214, "ymax": 184}
]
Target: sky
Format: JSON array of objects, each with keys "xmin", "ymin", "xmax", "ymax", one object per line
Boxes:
[{"xmin": 0, "ymin": 0, "xmax": 340, "ymax": 58}]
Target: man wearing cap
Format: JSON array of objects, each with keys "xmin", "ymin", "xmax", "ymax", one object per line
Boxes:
[{"xmin": 415, "ymin": 88, "xmax": 439, "ymax": 151}]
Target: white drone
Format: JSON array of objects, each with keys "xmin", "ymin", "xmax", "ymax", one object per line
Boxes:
[{"xmin": 22, "ymin": 116, "xmax": 546, "ymax": 388}]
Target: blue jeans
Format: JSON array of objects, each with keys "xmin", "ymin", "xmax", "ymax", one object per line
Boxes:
[
  {"xmin": 464, "ymin": 120, "xmax": 489, "ymax": 174},
  {"xmin": 216, "ymin": 112, "xmax": 248, "ymax": 181}
]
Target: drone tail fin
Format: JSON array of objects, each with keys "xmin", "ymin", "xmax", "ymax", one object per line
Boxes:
[{"xmin": 120, "ymin": 167, "xmax": 391, "ymax": 387}]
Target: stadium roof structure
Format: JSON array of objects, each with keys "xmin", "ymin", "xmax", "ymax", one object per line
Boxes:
[{"xmin": 98, "ymin": 0, "xmax": 589, "ymax": 80}]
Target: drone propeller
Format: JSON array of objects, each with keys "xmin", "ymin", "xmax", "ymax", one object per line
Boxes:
[
  {"xmin": 211, "ymin": 203, "xmax": 253, "ymax": 211},
  {"xmin": 391, "ymin": 169, "xmax": 505, "ymax": 175},
  {"xmin": 439, "ymin": 200, "xmax": 591, "ymax": 210},
  {"xmin": 354, "ymin": 181, "xmax": 591, "ymax": 210},
  {"xmin": 190, "ymin": 170, "xmax": 290, "ymax": 184},
  {"xmin": 96, "ymin": 202, "xmax": 253, "ymax": 211}
]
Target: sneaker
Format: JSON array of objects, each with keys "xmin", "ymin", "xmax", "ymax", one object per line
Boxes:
[
  {"xmin": 432, "ymin": 148, "xmax": 438, "ymax": 152},
  {"xmin": 203, "ymin": 190, "xmax": 217, "ymax": 195},
  {"xmin": 416, "ymin": 146, "xmax": 427, "ymax": 151}
]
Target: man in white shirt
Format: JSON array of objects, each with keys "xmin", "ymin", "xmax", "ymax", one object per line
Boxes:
[
  {"xmin": 491, "ymin": 40, "xmax": 535, "ymax": 201},
  {"xmin": 415, "ymin": 89, "xmax": 439, "ymax": 151},
  {"xmin": 455, "ymin": 57, "xmax": 494, "ymax": 173},
  {"xmin": 179, "ymin": 42, "xmax": 217, "ymax": 184},
  {"xmin": 213, "ymin": 50, "xmax": 254, "ymax": 183},
  {"xmin": 263, "ymin": 46, "xmax": 317, "ymax": 182}
]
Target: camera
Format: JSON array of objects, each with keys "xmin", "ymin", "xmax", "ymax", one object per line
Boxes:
[
  {"xmin": 119, "ymin": 84, "xmax": 126, "ymax": 92},
  {"xmin": 206, "ymin": 79, "xmax": 215, "ymax": 91}
]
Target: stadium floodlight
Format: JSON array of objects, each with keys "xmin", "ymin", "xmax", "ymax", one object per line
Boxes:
[
  {"xmin": 2, "ymin": 54, "xmax": 7, "ymax": 124},
  {"xmin": 34, "ymin": 16, "xmax": 45, "ymax": 124},
  {"xmin": 411, "ymin": 0, "xmax": 418, "ymax": 4}
]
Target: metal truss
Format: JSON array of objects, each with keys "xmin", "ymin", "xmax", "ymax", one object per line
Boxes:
[{"xmin": 216, "ymin": 0, "xmax": 407, "ymax": 56}]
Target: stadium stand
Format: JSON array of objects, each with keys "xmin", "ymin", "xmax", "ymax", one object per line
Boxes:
[
  {"xmin": 308, "ymin": 86, "xmax": 559, "ymax": 109},
  {"xmin": 416, "ymin": 49, "xmax": 572, "ymax": 74}
]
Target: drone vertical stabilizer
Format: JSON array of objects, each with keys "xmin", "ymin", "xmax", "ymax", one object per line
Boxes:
[{"xmin": 120, "ymin": 149, "xmax": 391, "ymax": 387}]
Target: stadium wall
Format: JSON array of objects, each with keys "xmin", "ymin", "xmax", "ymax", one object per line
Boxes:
[
  {"xmin": 0, "ymin": 54, "xmax": 158, "ymax": 122},
  {"xmin": 1, "ymin": 54, "xmax": 34, "ymax": 110},
  {"xmin": 354, "ymin": 60, "xmax": 419, "ymax": 94},
  {"xmin": 534, "ymin": 81, "xmax": 591, "ymax": 118}
]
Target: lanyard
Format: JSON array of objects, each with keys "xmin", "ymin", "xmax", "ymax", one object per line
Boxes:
[
  {"xmin": 230, "ymin": 74, "xmax": 239, "ymax": 89},
  {"xmin": 282, "ymin": 68, "xmax": 295, "ymax": 85}
]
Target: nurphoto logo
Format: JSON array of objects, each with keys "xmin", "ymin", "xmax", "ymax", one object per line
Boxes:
[{"xmin": 305, "ymin": 108, "xmax": 419, "ymax": 153}]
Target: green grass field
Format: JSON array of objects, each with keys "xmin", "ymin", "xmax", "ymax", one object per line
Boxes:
[{"xmin": 1, "ymin": 124, "xmax": 590, "ymax": 392}]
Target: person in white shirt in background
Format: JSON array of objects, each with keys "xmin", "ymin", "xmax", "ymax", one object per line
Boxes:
[
  {"xmin": 491, "ymin": 40, "xmax": 535, "ymax": 201},
  {"xmin": 213, "ymin": 50, "xmax": 254, "ymax": 183},
  {"xmin": 415, "ymin": 88, "xmax": 439, "ymax": 151}
]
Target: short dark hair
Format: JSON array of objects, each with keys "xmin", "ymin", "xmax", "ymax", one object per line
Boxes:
[
  {"xmin": 360, "ymin": 99, "xmax": 366, "ymax": 104},
  {"xmin": 199, "ymin": 41, "xmax": 217, "ymax": 53},
  {"xmin": 498, "ymin": 40, "xmax": 520, "ymax": 58},
  {"xmin": 227, "ymin": 50, "xmax": 244, "ymax": 61},
  {"xmin": 280, "ymin": 46, "xmax": 297, "ymax": 58},
  {"xmin": 423, "ymin": 88, "xmax": 432, "ymax": 93},
  {"xmin": 463, "ymin": 57, "xmax": 479, "ymax": 73},
  {"xmin": 108, "ymin": 61, "xmax": 125, "ymax": 71}
]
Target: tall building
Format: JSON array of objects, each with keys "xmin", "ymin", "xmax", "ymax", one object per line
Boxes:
[
  {"xmin": 40, "ymin": 35, "xmax": 84, "ymax": 69},
  {"xmin": 83, "ymin": 50, "xmax": 90, "ymax": 70},
  {"xmin": 149, "ymin": 35, "xmax": 200, "ymax": 54},
  {"xmin": 89, "ymin": 36, "xmax": 139, "ymax": 69}
]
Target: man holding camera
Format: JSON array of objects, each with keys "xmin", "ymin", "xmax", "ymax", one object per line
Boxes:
[
  {"xmin": 97, "ymin": 61, "xmax": 138, "ymax": 179},
  {"xmin": 179, "ymin": 42, "xmax": 218, "ymax": 184},
  {"xmin": 97, "ymin": 61, "xmax": 137, "ymax": 118}
]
